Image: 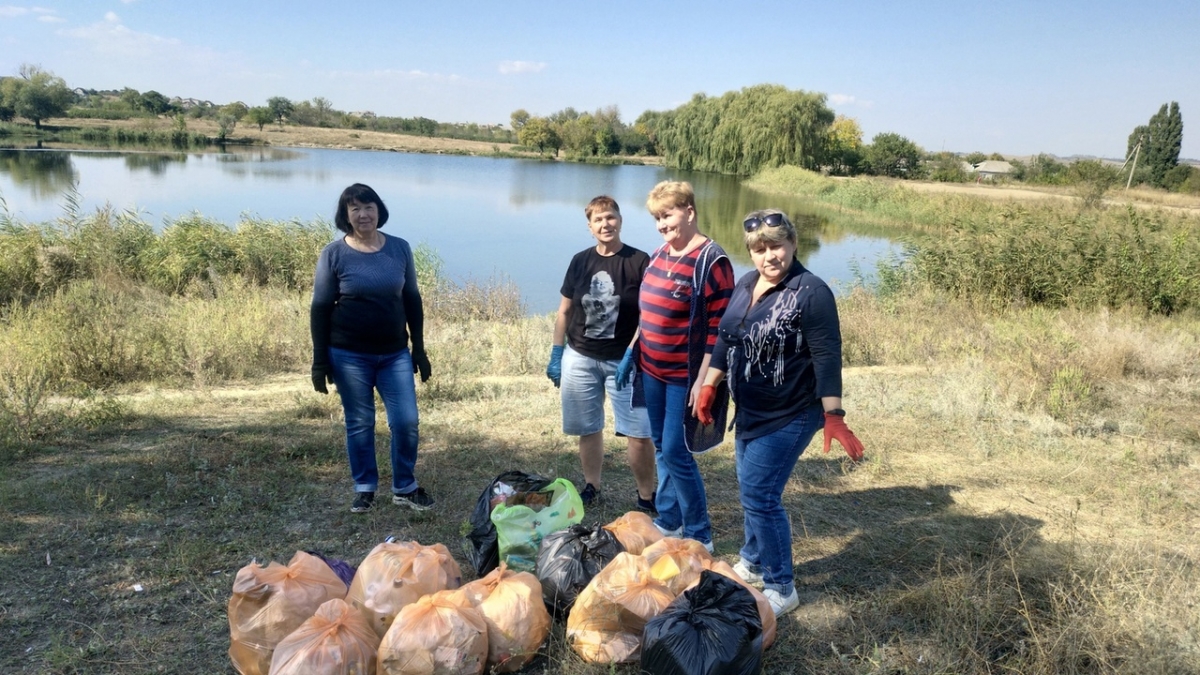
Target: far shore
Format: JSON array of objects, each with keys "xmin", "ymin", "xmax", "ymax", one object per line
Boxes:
[
  {"xmin": 35, "ymin": 116, "xmax": 664, "ymax": 165},
  {"xmin": 23, "ymin": 117, "xmax": 1200, "ymax": 214}
]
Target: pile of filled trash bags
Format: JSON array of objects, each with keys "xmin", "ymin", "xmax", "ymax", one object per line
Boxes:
[{"xmin": 228, "ymin": 471, "xmax": 775, "ymax": 674}]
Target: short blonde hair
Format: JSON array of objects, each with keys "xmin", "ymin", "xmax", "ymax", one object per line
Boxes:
[
  {"xmin": 646, "ymin": 180, "xmax": 695, "ymax": 217},
  {"xmin": 743, "ymin": 209, "xmax": 797, "ymax": 250}
]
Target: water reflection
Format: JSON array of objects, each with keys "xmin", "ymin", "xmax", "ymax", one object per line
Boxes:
[
  {"xmin": 0, "ymin": 146, "xmax": 903, "ymax": 309},
  {"xmin": 124, "ymin": 152, "xmax": 188, "ymax": 175},
  {"xmin": 0, "ymin": 149, "xmax": 77, "ymax": 200}
]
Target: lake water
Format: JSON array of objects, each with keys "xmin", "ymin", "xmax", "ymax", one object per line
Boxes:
[{"xmin": 0, "ymin": 146, "xmax": 902, "ymax": 313}]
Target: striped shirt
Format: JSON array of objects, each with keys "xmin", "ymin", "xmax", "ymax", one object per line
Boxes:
[{"xmin": 638, "ymin": 241, "xmax": 735, "ymax": 384}]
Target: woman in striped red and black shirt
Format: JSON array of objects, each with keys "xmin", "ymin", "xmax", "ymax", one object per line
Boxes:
[{"xmin": 634, "ymin": 180, "xmax": 735, "ymax": 553}]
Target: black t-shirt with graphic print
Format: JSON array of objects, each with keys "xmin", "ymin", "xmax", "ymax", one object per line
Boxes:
[{"xmin": 560, "ymin": 245, "xmax": 649, "ymax": 361}]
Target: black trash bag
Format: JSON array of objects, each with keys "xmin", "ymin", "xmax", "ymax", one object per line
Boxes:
[
  {"xmin": 535, "ymin": 523, "xmax": 625, "ymax": 617},
  {"xmin": 463, "ymin": 470, "xmax": 553, "ymax": 576},
  {"xmin": 641, "ymin": 570, "xmax": 764, "ymax": 675}
]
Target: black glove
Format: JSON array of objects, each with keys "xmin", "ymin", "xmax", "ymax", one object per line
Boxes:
[
  {"xmin": 311, "ymin": 364, "xmax": 332, "ymax": 394},
  {"xmin": 412, "ymin": 349, "xmax": 431, "ymax": 383}
]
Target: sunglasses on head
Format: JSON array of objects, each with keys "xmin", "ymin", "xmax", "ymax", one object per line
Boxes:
[{"xmin": 743, "ymin": 213, "xmax": 788, "ymax": 232}]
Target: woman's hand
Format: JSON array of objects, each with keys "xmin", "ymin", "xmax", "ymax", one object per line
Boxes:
[
  {"xmin": 822, "ymin": 413, "xmax": 865, "ymax": 461},
  {"xmin": 311, "ymin": 364, "xmax": 332, "ymax": 394},
  {"xmin": 696, "ymin": 384, "xmax": 717, "ymax": 425},
  {"xmin": 614, "ymin": 348, "xmax": 635, "ymax": 390},
  {"xmin": 546, "ymin": 345, "xmax": 564, "ymax": 388},
  {"xmin": 412, "ymin": 349, "xmax": 432, "ymax": 383}
]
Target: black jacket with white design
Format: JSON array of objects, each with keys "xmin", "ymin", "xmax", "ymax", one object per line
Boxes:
[{"xmin": 711, "ymin": 259, "xmax": 843, "ymax": 440}]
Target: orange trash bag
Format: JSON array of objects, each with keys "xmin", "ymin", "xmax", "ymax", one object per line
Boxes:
[
  {"xmin": 698, "ymin": 559, "xmax": 777, "ymax": 650},
  {"xmin": 566, "ymin": 552, "xmax": 675, "ymax": 664},
  {"xmin": 641, "ymin": 537, "xmax": 714, "ymax": 596},
  {"xmin": 602, "ymin": 511, "xmax": 663, "ymax": 555},
  {"xmin": 459, "ymin": 562, "xmax": 551, "ymax": 673},
  {"xmin": 378, "ymin": 588, "xmax": 488, "ymax": 675},
  {"xmin": 228, "ymin": 550, "xmax": 350, "ymax": 675},
  {"xmin": 346, "ymin": 541, "xmax": 463, "ymax": 638},
  {"xmin": 267, "ymin": 598, "xmax": 380, "ymax": 675}
]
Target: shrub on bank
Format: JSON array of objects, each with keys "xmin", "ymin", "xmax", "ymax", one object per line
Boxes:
[{"xmin": 750, "ymin": 166, "xmax": 1200, "ymax": 315}]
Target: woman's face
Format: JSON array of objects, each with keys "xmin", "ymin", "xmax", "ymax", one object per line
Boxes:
[
  {"xmin": 346, "ymin": 199, "xmax": 379, "ymax": 235},
  {"xmin": 749, "ymin": 238, "xmax": 796, "ymax": 284},
  {"xmin": 588, "ymin": 209, "xmax": 623, "ymax": 246},
  {"xmin": 653, "ymin": 205, "xmax": 696, "ymax": 249}
]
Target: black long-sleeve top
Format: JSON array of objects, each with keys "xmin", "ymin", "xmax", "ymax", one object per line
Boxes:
[{"xmin": 711, "ymin": 260, "xmax": 843, "ymax": 440}]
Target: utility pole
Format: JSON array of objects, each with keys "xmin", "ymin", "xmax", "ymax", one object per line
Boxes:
[{"xmin": 1122, "ymin": 140, "xmax": 1142, "ymax": 190}]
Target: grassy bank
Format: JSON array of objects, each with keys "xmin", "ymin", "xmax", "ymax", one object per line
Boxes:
[
  {"xmin": 749, "ymin": 166, "xmax": 1200, "ymax": 315},
  {"xmin": 1, "ymin": 199, "xmax": 1198, "ymax": 673}
]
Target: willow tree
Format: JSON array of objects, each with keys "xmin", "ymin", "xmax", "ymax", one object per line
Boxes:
[{"xmin": 651, "ymin": 84, "xmax": 834, "ymax": 175}]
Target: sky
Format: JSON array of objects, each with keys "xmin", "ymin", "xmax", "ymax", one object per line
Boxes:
[{"xmin": 2, "ymin": 0, "xmax": 1198, "ymax": 161}]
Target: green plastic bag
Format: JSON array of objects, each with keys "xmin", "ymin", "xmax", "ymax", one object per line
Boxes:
[{"xmin": 491, "ymin": 478, "xmax": 584, "ymax": 573}]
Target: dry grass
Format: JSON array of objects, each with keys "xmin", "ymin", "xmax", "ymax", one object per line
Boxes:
[
  {"xmin": 2, "ymin": 283, "xmax": 1198, "ymax": 674},
  {"xmin": 901, "ymin": 178, "xmax": 1200, "ymax": 215}
]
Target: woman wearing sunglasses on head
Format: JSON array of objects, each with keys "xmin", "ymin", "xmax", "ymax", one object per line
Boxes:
[{"xmin": 696, "ymin": 208, "xmax": 865, "ymax": 617}]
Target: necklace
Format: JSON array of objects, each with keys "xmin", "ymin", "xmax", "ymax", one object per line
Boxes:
[
  {"xmin": 664, "ymin": 238, "xmax": 704, "ymax": 278},
  {"xmin": 665, "ymin": 253, "xmax": 683, "ymax": 278}
]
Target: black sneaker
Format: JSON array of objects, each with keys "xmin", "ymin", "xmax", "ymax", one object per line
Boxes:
[
  {"xmin": 393, "ymin": 487, "xmax": 435, "ymax": 511},
  {"xmin": 635, "ymin": 491, "xmax": 657, "ymax": 515},
  {"xmin": 580, "ymin": 483, "xmax": 599, "ymax": 507},
  {"xmin": 350, "ymin": 491, "xmax": 374, "ymax": 513}
]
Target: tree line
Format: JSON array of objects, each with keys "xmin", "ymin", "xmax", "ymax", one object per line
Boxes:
[{"xmin": 2, "ymin": 64, "xmax": 1195, "ymax": 193}]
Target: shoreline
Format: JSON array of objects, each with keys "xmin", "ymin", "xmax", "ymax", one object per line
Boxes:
[{"xmin": 25, "ymin": 116, "xmax": 664, "ymax": 166}]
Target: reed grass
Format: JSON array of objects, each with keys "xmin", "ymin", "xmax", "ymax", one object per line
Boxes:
[{"xmin": 750, "ymin": 166, "xmax": 1200, "ymax": 314}]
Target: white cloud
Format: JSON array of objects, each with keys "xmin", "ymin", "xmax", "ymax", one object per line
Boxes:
[
  {"xmin": 322, "ymin": 67, "xmax": 462, "ymax": 83},
  {"xmin": 60, "ymin": 12, "xmax": 184, "ymax": 58},
  {"xmin": 830, "ymin": 93, "xmax": 874, "ymax": 109},
  {"xmin": 1, "ymin": 6, "xmax": 62, "ymax": 22},
  {"xmin": 498, "ymin": 60, "xmax": 546, "ymax": 75}
]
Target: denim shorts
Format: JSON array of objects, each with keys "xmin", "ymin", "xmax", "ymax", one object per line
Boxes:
[{"xmin": 560, "ymin": 344, "xmax": 651, "ymax": 438}]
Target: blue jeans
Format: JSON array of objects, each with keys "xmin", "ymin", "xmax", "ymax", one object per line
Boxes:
[
  {"xmin": 736, "ymin": 405, "xmax": 824, "ymax": 595},
  {"xmin": 329, "ymin": 347, "xmax": 420, "ymax": 495},
  {"xmin": 643, "ymin": 373, "xmax": 712, "ymax": 545}
]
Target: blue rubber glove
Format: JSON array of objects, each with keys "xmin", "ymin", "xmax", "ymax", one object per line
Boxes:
[
  {"xmin": 546, "ymin": 345, "xmax": 564, "ymax": 388},
  {"xmin": 614, "ymin": 347, "xmax": 635, "ymax": 390}
]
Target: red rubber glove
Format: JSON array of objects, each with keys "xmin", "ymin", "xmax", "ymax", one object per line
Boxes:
[
  {"xmin": 823, "ymin": 413, "xmax": 865, "ymax": 461},
  {"xmin": 697, "ymin": 384, "xmax": 717, "ymax": 426}
]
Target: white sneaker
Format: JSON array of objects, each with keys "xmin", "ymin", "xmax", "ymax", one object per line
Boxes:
[
  {"xmin": 732, "ymin": 559, "xmax": 763, "ymax": 585},
  {"xmin": 763, "ymin": 588, "xmax": 800, "ymax": 617},
  {"xmin": 654, "ymin": 522, "xmax": 683, "ymax": 537},
  {"xmin": 696, "ymin": 540, "xmax": 714, "ymax": 555}
]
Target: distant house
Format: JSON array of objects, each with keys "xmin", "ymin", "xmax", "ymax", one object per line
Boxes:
[{"xmin": 972, "ymin": 160, "xmax": 1013, "ymax": 180}]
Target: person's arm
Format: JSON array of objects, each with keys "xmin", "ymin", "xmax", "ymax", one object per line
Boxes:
[
  {"xmin": 552, "ymin": 295, "xmax": 571, "ymax": 347},
  {"xmin": 689, "ymin": 352, "xmax": 714, "ymax": 413},
  {"xmin": 309, "ymin": 249, "xmax": 336, "ymax": 393},
  {"xmin": 803, "ymin": 285, "xmax": 844, "ymax": 401},
  {"xmin": 803, "ymin": 285, "xmax": 864, "ymax": 460},
  {"xmin": 402, "ymin": 243, "xmax": 430, "ymax": 382},
  {"xmin": 691, "ymin": 256, "xmax": 734, "ymax": 411},
  {"xmin": 546, "ymin": 294, "xmax": 571, "ymax": 387}
]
